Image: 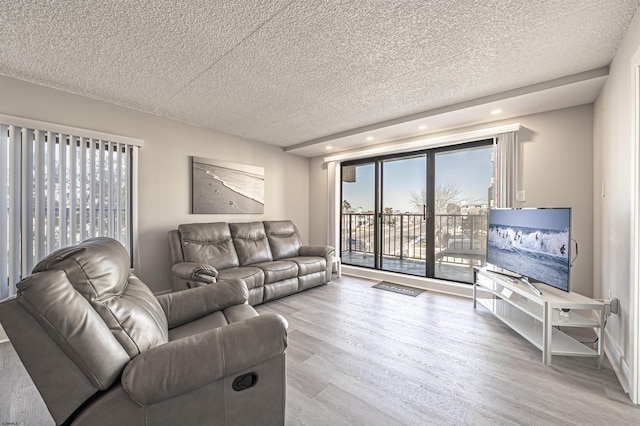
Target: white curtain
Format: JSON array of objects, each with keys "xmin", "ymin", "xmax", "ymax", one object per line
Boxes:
[
  {"xmin": 493, "ymin": 131, "xmax": 519, "ymax": 208},
  {"xmin": 326, "ymin": 161, "xmax": 340, "ymax": 252}
]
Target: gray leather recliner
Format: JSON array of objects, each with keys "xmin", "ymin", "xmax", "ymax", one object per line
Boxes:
[{"xmin": 0, "ymin": 237, "xmax": 288, "ymax": 426}]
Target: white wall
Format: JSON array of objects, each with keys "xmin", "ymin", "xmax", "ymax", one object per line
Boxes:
[
  {"xmin": 309, "ymin": 104, "xmax": 594, "ymax": 296},
  {"xmin": 593, "ymin": 7, "xmax": 640, "ymax": 396},
  {"xmin": 518, "ymin": 106, "xmax": 594, "ymax": 297},
  {"xmin": 0, "ymin": 76, "xmax": 310, "ymax": 294}
]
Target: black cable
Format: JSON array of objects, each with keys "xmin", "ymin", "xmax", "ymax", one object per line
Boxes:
[
  {"xmin": 570, "ymin": 238, "xmax": 579, "ymax": 266},
  {"xmin": 556, "ymin": 314, "xmax": 607, "ymax": 346}
]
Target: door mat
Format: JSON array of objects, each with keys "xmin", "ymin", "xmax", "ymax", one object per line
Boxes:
[{"xmin": 372, "ymin": 281, "xmax": 424, "ymax": 297}]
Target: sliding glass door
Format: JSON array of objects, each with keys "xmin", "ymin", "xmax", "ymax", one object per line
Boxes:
[
  {"xmin": 380, "ymin": 155, "xmax": 427, "ymax": 275},
  {"xmin": 340, "ymin": 140, "xmax": 493, "ymax": 284},
  {"xmin": 341, "ymin": 162, "xmax": 376, "ymax": 268},
  {"xmin": 432, "ymin": 145, "xmax": 494, "ymax": 282}
]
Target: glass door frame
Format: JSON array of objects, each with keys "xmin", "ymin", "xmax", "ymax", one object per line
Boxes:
[
  {"xmin": 427, "ymin": 139, "xmax": 493, "ymax": 280},
  {"xmin": 379, "ymin": 153, "xmax": 428, "ymax": 275},
  {"xmin": 340, "ymin": 138, "xmax": 493, "ymax": 282}
]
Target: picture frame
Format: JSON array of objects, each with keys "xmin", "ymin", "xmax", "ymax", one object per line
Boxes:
[{"xmin": 192, "ymin": 157, "xmax": 264, "ymax": 214}]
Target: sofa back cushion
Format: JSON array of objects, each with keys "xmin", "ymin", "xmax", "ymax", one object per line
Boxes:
[
  {"xmin": 179, "ymin": 222, "xmax": 240, "ymax": 269},
  {"xmin": 230, "ymin": 222, "xmax": 273, "ymax": 265},
  {"xmin": 15, "ymin": 269, "xmax": 131, "ymax": 389},
  {"xmin": 32, "ymin": 237, "xmax": 169, "ymax": 358},
  {"xmin": 264, "ymin": 220, "xmax": 302, "ymax": 260}
]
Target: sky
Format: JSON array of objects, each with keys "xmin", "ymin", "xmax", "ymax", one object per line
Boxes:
[{"xmin": 342, "ymin": 146, "xmax": 493, "ymax": 213}]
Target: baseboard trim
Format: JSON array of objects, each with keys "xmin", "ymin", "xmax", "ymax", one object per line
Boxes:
[
  {"xmin": 604, "ymin": 325, "xmax": 633, "ymax": 397},
  {"xmin": 341, "ymin": 265, "xmax": 474, "ymax": 298}
]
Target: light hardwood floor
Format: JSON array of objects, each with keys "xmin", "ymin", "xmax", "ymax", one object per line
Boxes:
[
  {"xmin": 257, "ymin": 275, "xmax": 640, "ymax": 425},
  {"xmin": 1, "ymin": 275, "xmax": 639, "ymax": 425}
]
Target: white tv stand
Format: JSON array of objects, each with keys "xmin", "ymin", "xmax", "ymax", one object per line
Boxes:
[{"xmin": 473, "ymin": 267, "xmax": 605, "ymax": 367}]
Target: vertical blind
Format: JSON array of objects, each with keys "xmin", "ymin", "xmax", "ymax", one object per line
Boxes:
[{"xmin": 1, "ymin": 115, "xmax": 143, "ymax": 299}]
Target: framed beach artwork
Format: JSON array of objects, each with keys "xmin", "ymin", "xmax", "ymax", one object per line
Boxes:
[{"xmin": 192, "ymin": 157, "xmax": 264, "ymax": 214}]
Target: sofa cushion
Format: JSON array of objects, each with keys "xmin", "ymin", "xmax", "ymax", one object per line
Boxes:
[
  {"xmin": 298, "ymin": 271, "xmax": 327, "ymax": 291},
  {"xmin": 264, "ymin": 220, "xmax": 302, "ymax": 260},
  {"xmin": 230, "ymin": 222, "xmax": 273, "ymax": 265},
  {"xmin": 179, "ymin": 223, "xmax": 240, "ymax": 269},
  {"xmin": 16, "ymin": 269, "xmax": 131, "ymax": 389},
  {"xmin": 33, "ymin": 237, "xmax": 130, "ymax": 300},
  {"xmin": 288, "ymin": 256, "xmax": 327, "ymax": 276},
  {"xmin": 216, "ymin": 267, "xmax": 264, "ymax": 291},
  {"xmin": 168, "ymin": 304, "xmax": 258, "ymax": 341},
  {"xmin": 32, "ymin": 238, "xmax": 169, "ymax": 358},
  {"xmin": 263, "ymin": 278, "xmax": 299, "ymax": 302},
  {"xmin": 253, "ymin": 260, "xmax": 299, "ymax": 284}
]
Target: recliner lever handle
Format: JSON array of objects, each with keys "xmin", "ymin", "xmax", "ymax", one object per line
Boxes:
[{"xmin": 232, "ymin": 372, "xmax": 259, "ymax": 391}]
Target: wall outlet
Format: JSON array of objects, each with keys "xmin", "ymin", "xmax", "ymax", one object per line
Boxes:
[
  {"xmin": 610, "ymin": 297, "xmax": 620, "ymax": 315},
  {"xmin": 515, "ymin": 190, "xmax": 526, "ymax": 202}
]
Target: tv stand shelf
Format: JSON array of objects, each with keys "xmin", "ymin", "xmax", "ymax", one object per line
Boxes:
[{"xmin": 473, "ymin": 267, "xmax": 605, "ymax": 367}]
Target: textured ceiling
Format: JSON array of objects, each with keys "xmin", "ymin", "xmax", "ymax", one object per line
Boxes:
[{"xmin": 1, "ymin": 1, "xmax": 639, "ymax": 155}]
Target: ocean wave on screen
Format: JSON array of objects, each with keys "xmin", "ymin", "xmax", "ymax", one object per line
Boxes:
[{"xmin": 487, "ymin": 225, "xmax": 569, "ymax": 259}]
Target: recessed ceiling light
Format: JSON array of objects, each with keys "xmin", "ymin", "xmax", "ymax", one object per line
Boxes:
[
  {"xmin": 326, "ymin": 145, "xmax": 332, "ymax": 150},
  {"xmin": 491, "ymin": 109, "xmax": 502, "ymax": 115},
  {"xmin": 419, "ymin": 125, "xmax": 427, "ymax": 130},
  {"xmin": 366, "ymin": 136, "xmax": 374, "ymax": 141}
]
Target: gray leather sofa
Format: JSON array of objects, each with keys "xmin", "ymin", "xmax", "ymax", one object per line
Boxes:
[
  {"xmin": 0, "ymin": 238, "xmax": 288, "ymax": 426},
  {"xmin": 168, "ymin": 220, "xmax": 334, "ymax": 305}
]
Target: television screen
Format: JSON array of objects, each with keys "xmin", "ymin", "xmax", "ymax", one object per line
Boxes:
[{"xmin": 486, "ymin": 208, "xmax": 571, "ymax": 292}]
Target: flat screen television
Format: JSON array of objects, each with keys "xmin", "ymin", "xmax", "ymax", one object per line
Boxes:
[{"xmin": 486, "ymin": 207, "xmax": 571, "ymax": 292}]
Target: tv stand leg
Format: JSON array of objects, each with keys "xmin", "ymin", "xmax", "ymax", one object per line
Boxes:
[
  {"xmin": 597, "ymin": 311, "xmax": 605, "ymax": 368},
  {"xmin": 542, "ymin": 301, "xmax": 553, "ymax": 365}
]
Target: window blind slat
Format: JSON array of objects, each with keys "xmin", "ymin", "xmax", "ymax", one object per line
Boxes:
[
  {"xmin": 98, "ymin": 140, "xmax": 105, "ymax": 236},
  {"xmin": 89, "ymin": 139, "xmax": 96, "ymax": 238},
  {"xmin": 79, "ymin": 138, "xmax": 87, "ymax": 241},
  {"xmin": 69, "ymin": 136, "xmax": 77, "ymax": 245},
  {"xmin": 34, "ymin": 130, "xmax": 46, "ymax": 261},
  {"xmin": 115, "ymin": 144, "xmax": 122, "ymax": 242},
  {"xmin": 46, "ymin": 131, "xmax": 56, "ymax": 252},
  {"xmin": 58, "ymin": 133, "xmax": 67, "ymax": 248},
  {"xmin": 108, "ymin": 142, "xmax": 114, "ymax": 239},
  {"xmin": 22, "ymin": 129, "xmax": 34, "ymax": 273},
  {"xmin": 125, "ymin": 146, "xmax": 132, "ymax": 252},
  {"xmin": 8, "ymin": 126, "xmax": 21, "ymax": 294},
  {"xmin": 1, "ymin": 125, "xmax": 9, "ymax": 298}
]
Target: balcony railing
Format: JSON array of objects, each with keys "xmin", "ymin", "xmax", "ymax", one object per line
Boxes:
[{"xmin": 341, "ymin": 212, "xmax": 487, "ymax": 264}]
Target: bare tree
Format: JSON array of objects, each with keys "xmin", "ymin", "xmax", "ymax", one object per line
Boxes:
[
  {"xmin": 409, "ymin": 190, "xmax": 426, "ymax": 213},
  {"xmin": 435, "ymin": 184, "xmax": 462, "ymax": 214},
  {"xmin": 409, "ymin": 184, "xmax": 462, "ymax": 214}
]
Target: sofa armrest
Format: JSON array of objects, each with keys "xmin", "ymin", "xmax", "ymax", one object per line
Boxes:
[
  {"xmin": 299, "ymin": 245, "xmax": 335, "ymax": 282},
  {"xmin": 156, "ymin": 279, "xmax": 248, "ymax": 328},
  {"xmin": 121, "ymin": 313, "xmax": 288, "ymax": 406},
  {"xmin": 299, "ymin": 245, "xmax": 334, "ymax": 258},
  {"xmin": 171, "ymin": 262, "xmax": 218, "ymax": 285}
]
